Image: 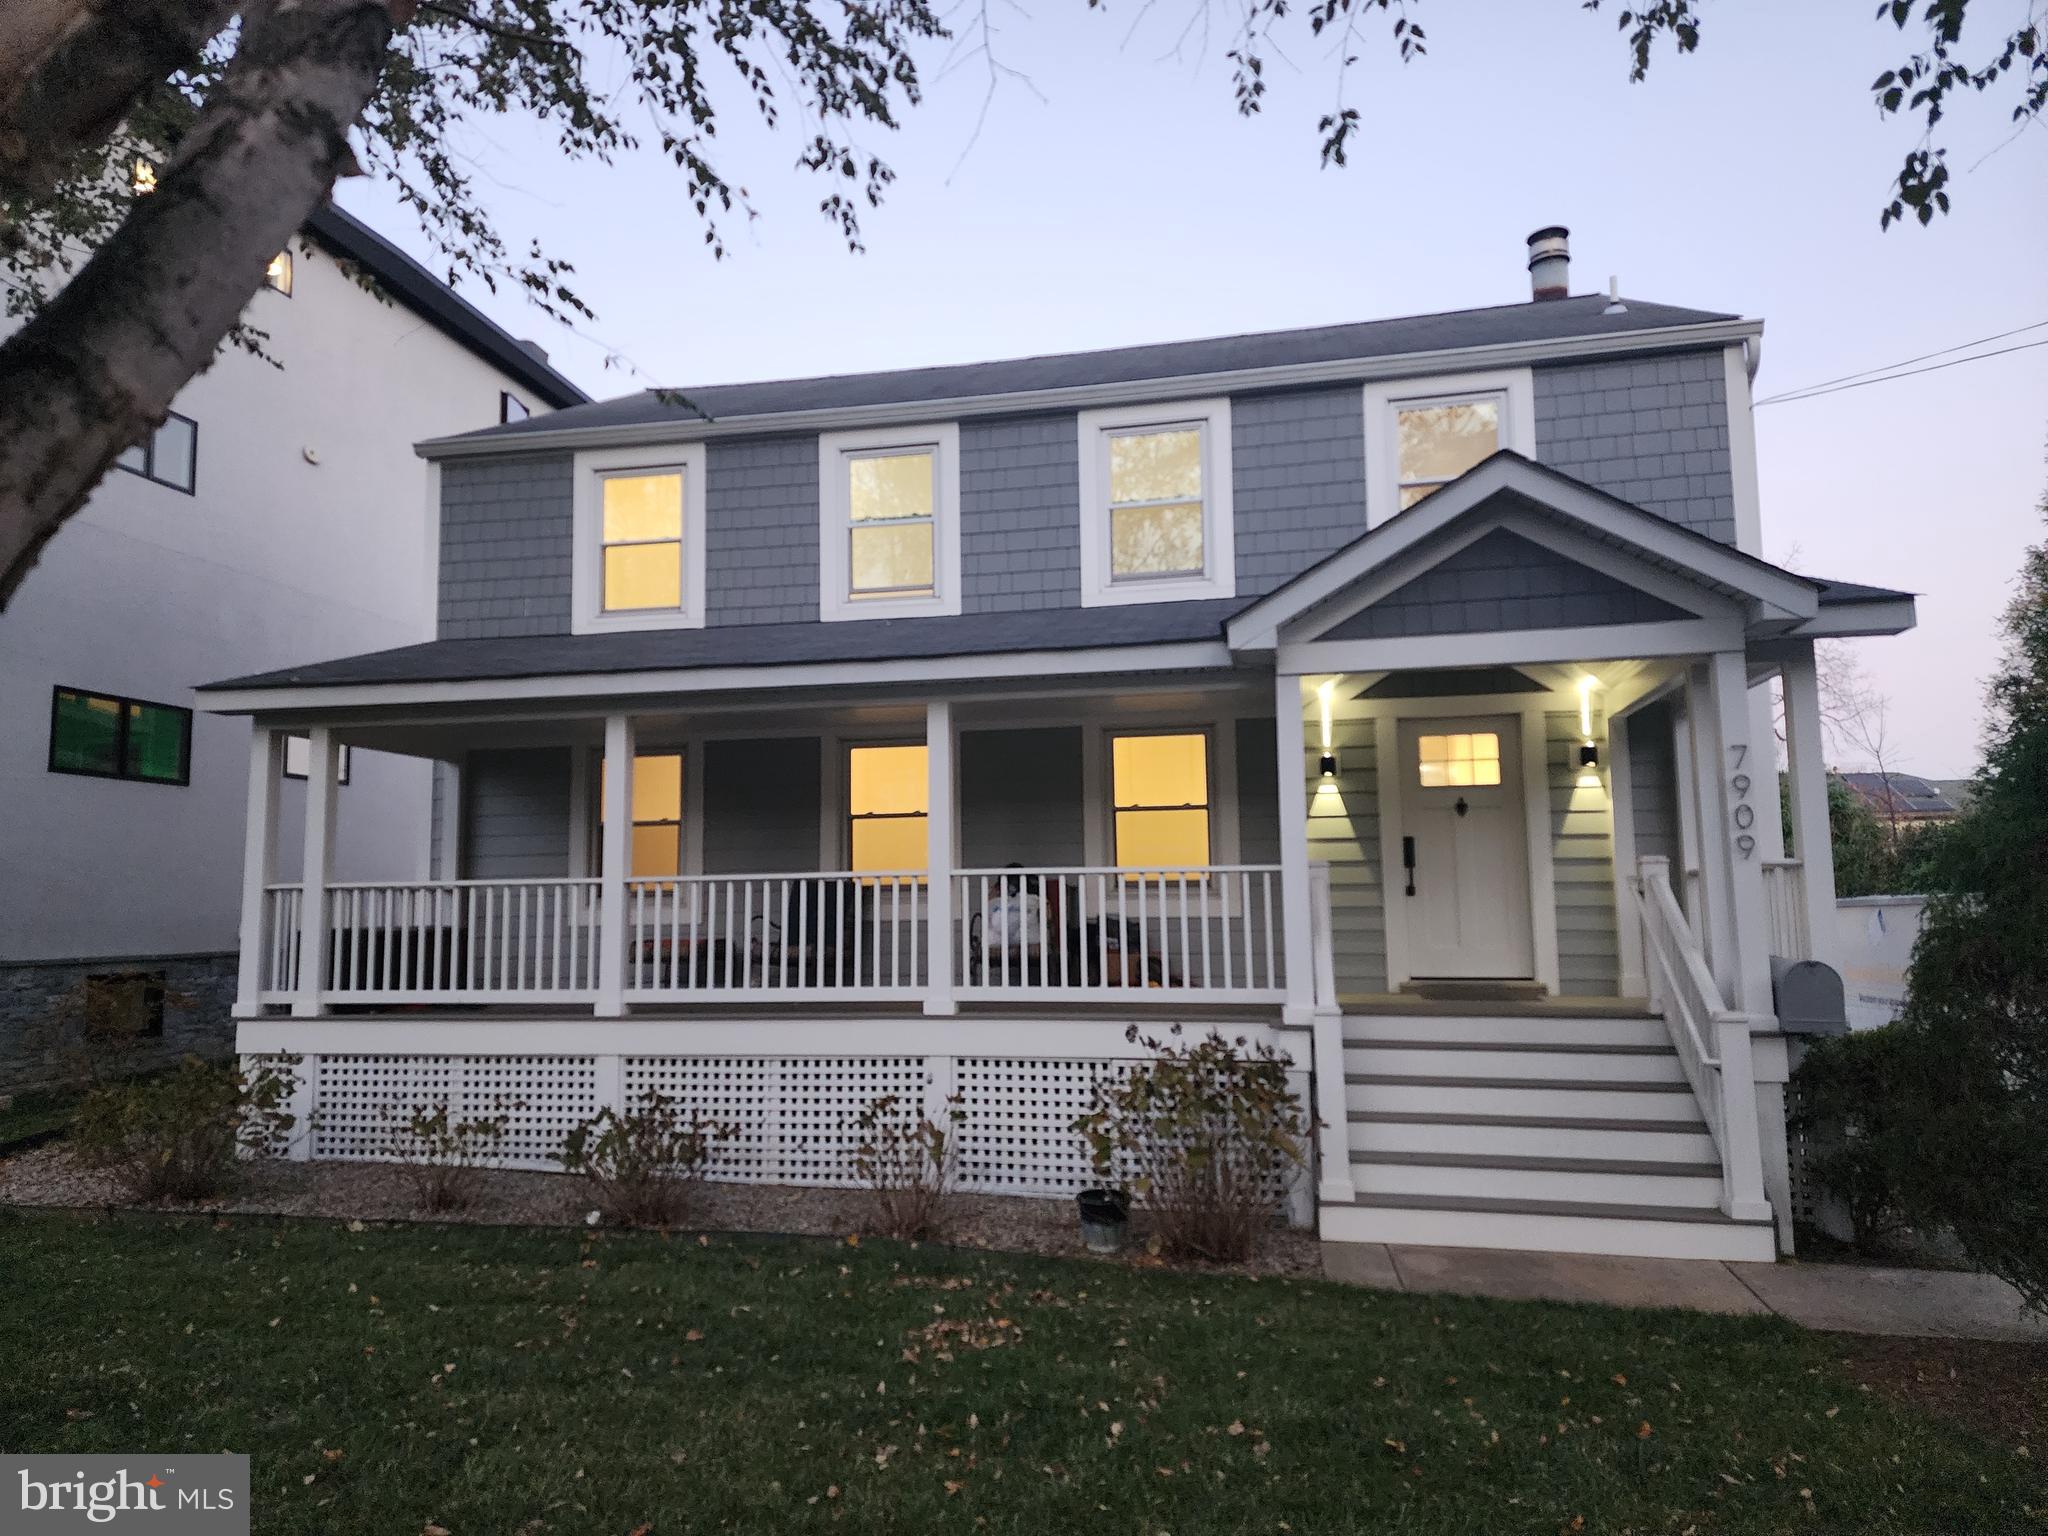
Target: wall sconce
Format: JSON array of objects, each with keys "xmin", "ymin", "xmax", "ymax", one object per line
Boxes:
[
  {"xmin": 1578, "ymin": 743, "xmax": 1599, "ymax": 768},
  {"xmin": 1319, "ymin": 751, "xmax": 1339, "ymax": 778}
]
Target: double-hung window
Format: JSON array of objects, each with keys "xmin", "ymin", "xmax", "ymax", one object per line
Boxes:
[
  {"xmin": 571, "ymin": 444, "xmax": 707, "ymax": 632},
  {"xmin": 1109, "ymin": 731, "xmax": 1211, "ymax": 872},
  {"xmin": 599, "ymin": 752, "xmax": 685, "ymax": 877},
  {"xmin": 1363, "ymin": 369, "xmax": 1533, "ymax": 527},
  {"xmin": 114, "ymin": 412, "xmax": 197, "ymax": 494},
  {"xmin": 1078, "ymin": 399, "xmax": 1234, "ymax": 606},
  {"xmin": 847, "ymin": 744, "xmax": 929, "ymax": 875},
  {"xmin": 48, "ymin": 687, "xmax": 191, "ymax": 785},
  {"xmin": 818, "ymin": 425, "xmax": 960, "ymax": 621}
]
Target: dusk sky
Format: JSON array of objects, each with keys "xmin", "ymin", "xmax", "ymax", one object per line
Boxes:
[{"xmin": 338, "ymin": 0, "xmax": 2047, "ymax": 776}]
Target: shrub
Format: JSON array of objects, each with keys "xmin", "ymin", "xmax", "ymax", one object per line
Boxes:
[
  {"xmin": 560, "ymin": 1093, "xmax": 729, "ymax": 1227},
  {"xmin": 72, "ymin": 1055, "xmax": 300, "ymax": 1202},
  {"xmin": 1072, "ymin": 1026, "xmax": 1310, "ymax": 1263},
  {"xmin": 1789, "ymin": 1028, "xmax": 1917, "ymax": 1251},
  {"xmin": 23, "ymin": 973, "xmax": 194, "ymax": 1092},
  {"xmin": 852, "ymin": 1092, "xmax": 961, "ymax": 1240},
  {"xmin": 381, "ymin": 1101, "xmax": 516, "ymax": 1212}
]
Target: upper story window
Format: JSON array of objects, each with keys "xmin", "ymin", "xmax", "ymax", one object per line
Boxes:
[
  {"xmin": 283, "ymin": 734, "xmax": 352, "ymax": 785},
  {"xmin": 500, "ymin": 392, "xmax": 530, "ymax": 424},
  {"xmin": 48, "ymin": 687, "xmax": 191, "ymax": 786},
  {"xmin": 264, "ymin": 251, "xmax": 293, "ymax": 295},
  {"xmin": 818, "ymin": 425, "xmax": 960, "ymax": 621},
  {"xmin": 570, "ymin": 444, "xmax": 707, "ymax": 633},
  {"xmin": 114, "ymin": 412, "xmax": 197, "ymax": 494},
  {"xmin": 1362, "ymin": 369, "xmax": 1533, "ymax": 528},
  {"xmin": 1077, "ymin": 399, "xmax": 1234, "ymax": 607}
]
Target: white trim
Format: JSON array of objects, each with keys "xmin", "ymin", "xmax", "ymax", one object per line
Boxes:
[
  {"xmin": 1519, "ymin": 702, "xmax": 1562, "ymax": 994},
  {"xmin": 1788, "ymin": 598, "xmax": 1917, "ymax": 637},
  {"xmin": 1778, "ymin": 645, "xmax": 1838, "ymax": 971},
  {"xmin": 596, "ymin": 715, "xmax": 634, "ymax": 1013},
  {"xmin": 570, "ymin": 443, "xmax": 709, "ymax": 635},
  {"xmin": 1605, "ymin": 705, "xmax": 1647, "ymax": 998},
  {"xmin": 233, "ymin": 730, "xmax": 284, "ymax": 1018},
  {"xmin": 1279, "ymin": 617, "xmax": 1746, "ymax": 676},
  {"xmin": 291, "ymin": 728, "xmax": 339, "ymax": 1019},
  {"xmin": 417, "ymin": 319, "xmax": 1764, "ymax": 460},
  {"xmin": 1077, "ymin": 398, "xmax": 1236, "ymax": 607},
  {"xmin": 1722, "ymin": 344, "xmax": 1763, "ymax": 557},
  {"xmin": 1362, "ymin": 368, "xmax": 1535, "ymax": 530},
  {"xmin": 1273, "ymin": 676, "xmax": 1315, "ymax": 1024},
  {"xmin": 924, "ymin": 701, "xmax": 958, "ymax": 1016},
  {"xmin": 817, "ymin": 422, "xmax": 961, "ymax": 622}
]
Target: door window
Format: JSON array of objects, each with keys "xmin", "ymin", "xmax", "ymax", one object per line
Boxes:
[{"xmin": 1416, "ymin": 731, "xmax": 1501, "ymax": 788}]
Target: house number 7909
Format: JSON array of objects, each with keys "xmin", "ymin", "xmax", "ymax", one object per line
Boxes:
[{"xmin": 1727, "ymin": 743, "xmax": 1756, "ymax": 859}]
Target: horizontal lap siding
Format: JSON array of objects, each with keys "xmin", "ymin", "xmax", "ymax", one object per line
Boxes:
[
  {"xmin": 1235, "ymin": 717, "xmax": 1281, "ymax": 866},
  {"xmin": 1548, "ymin": 710, "xmax": 1618, "ymax": 996},
  {"xmin": 702, "ymin": 738, "xmax": 823, "ymax": 874},
  {"xmin": 1627, "ymin": 702, "xmax": 1682, "ymax": 868},
  {"xmin": 1534, "ymin": 351, "xmax": 1735, "ymax": 543},
  {"xmin": 959, "ymin": 727, "xmax": 1086, "ymax": 867},
  {"xmin": 1304, "ymin": 715, "xmax": 1385, "ymax": 994},
  {"xmin": 463, "ymin": 749, "xmax": 573, "ymax": 877}
]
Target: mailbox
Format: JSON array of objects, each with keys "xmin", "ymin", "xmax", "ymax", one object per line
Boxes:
[{"xmin": 1771, "ymin": 957, "xmax": 1848, "ymax": 1037}]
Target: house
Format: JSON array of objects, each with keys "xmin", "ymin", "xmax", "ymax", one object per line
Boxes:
[
  {"xmin": 0, "ymin": 205, "xmax": 587, "ymax": 1092},
  {"xmin": 196, "ymin": 228, "xmax": 1914, "ymax": 1261},
  {"xmin": 1836, "ymin": 771, "xmax": 1966, "ymax": 833}
]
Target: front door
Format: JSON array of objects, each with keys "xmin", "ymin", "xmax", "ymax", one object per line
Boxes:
[{"xmin": 1395, "ymin": 715, "xmax": 1534, "ymax": 980}]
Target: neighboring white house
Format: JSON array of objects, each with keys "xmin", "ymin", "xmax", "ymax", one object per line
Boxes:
[{"xmin": 0, "ymin": 205, "xmax": 587, "ymax": 1088}]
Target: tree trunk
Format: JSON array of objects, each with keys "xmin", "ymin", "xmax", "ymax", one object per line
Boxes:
[
  {"xmin": 0, "ymin": 0, "xmax": 240, "ymax": 200},
  {"xmin": 0, "ymin": 0, "xmax": 396, "ymax": 609}
]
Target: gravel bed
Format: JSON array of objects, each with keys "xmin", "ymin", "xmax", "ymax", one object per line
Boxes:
[{"xmin": 0, "ymin": 1143, "xmax": 1321, "ymax": 1277}]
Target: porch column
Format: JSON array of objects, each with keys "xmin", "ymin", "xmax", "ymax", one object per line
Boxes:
[
  {"xmin": 233, "ymin": 727, "xmax": 285, "ymax": 1018},
  {"xmin": 291, "ymin": 727, "xmax": 339, "ymax": 1018},
  {"xmin": 596, "ymin": 713, "xmax": 635, "ymax": 1016},
  {"xmin": 1747, "ymin": 680, "xmax": 1786, "ymax": 860},
  {"xmin": 923, "ymin": 699, "xmax": 958, "ymax": 1016},
  {"xmin": 1780, "ymin": 644, "xmax": 1839, "ymax": 971},
  {"xmin": 1273, "ymin": 674, "xmax": 1316, "ymax": 1025},
  {"xmin": 1701, "ymin": 651, "xmax": 1774, "ymax": 1019}
]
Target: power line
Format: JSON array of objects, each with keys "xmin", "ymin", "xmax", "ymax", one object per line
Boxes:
[
  {"xmin": 1753, "ymin": 317, "xmax": 2048, "ymax": 403},
  {"xmin": 1754, "ymin": 335, "xmax": 2048, "ymax": 408}
]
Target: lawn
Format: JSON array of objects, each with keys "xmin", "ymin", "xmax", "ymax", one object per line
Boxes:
[{"xmin": 1, "ymin": 1210, "xmax": 2034, "ymax": 1535}]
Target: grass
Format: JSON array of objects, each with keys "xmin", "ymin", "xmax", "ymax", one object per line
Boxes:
[{"xmin": 1, "ymin": 1210, "xmax": 2034, "ymax": 1535}]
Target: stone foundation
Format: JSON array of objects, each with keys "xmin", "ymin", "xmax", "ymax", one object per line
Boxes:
[{"xmin": 0, "ymin": 952, "xmax": 238, "ymax": 1095}]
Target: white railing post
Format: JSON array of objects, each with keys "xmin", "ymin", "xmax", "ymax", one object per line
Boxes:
[
  {"xmin": 1780, "ymin": 645, "xmax": 1840, "ymax": 972},
  {"xmin": 1636, "ymin": 855, "xmax": 1670, "ymax": 1013},
  {"xmin": 924, "ymin": 700, "xmax": 958, "ymax": 1017},
  {"xmin": 234, "ymin": 727, "xmax": 284, "ymax": 1018},
  {"xmin": 597, "ymin": 714, "xmax": 635, "ymax": 1016},
  {"xmin": 1714, "ymin": 1015, "xmax": 1772, "ymax": 1220},
  {"xmin": 291, "ymin": 727, "xmax": 339, "ymax": 1018},
  {"xmin": 1274, "ymin": 674, "xmax": 1315, "ymax": 1025},
  {"xmin": 1307, "ymin": 861, "xmax": 1355, "ymax": 1204}
]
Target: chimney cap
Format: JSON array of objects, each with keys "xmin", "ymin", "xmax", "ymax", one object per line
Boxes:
[
  {"xmin": 1526, "ymin": 225, "xmax": 1571, "ymax": 301},
  {"xmin": 1526, "ymin": 225, "xmax": 1570, "ymax": 261}
]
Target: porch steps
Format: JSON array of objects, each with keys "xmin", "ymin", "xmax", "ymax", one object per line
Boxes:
[{"xmin": 1323, "ymin": 1014, "xmax": 1777, "ymax": 1262}]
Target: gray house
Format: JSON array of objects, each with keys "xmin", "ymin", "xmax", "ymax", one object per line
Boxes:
[{"xmin": 200, "ymin": 229, "xmax": 1912, "ymax": 1261}]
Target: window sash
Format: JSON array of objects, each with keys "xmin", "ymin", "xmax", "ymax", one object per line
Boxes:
[
  {"xmin": 1392, "ymin": 393, "xmax": 1503, "ymax": 503},
  {"xmin": 48, "ymin": 687, "xmax": 190, "ymax": 785},
  {"xmin": 1108, "ymin": 731, "xmax": 1212, "ymax": 870},
  {"xmin": 847, "ymin": 744, "xmax": 929, "ymax": 874},
  {"xmin": 843, "ymin": 447, "xmax": 937, "ymax": 599},
  {"xmin": 1105, "ymin": 425, "xmax": 1206, "ymax": 582},
  {"xmin": 598, "ymin": 469, "xmax": 687, "ymax": 613},
  {"xmin": 113, "ymin": 412, "xmax": 198, "ymax": 494}
]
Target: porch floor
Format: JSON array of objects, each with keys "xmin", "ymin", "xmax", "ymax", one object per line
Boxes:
[
  {"xmin": 270, "ymin": 999, "xmax": 1289, "ymax": 1024},
  {"xmin": 1338, "ymin": 993, "xmax": 1656, "ymax": 1018}
]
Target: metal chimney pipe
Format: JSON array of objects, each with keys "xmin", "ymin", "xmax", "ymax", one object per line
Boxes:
[{"xmin": 1527, "ymin": 226, "xmax": 1570, "ymax": 301}]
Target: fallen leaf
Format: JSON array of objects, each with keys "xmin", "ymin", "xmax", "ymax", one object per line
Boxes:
[
  {"xmin": 944, "ymin": 1481, "xmax": 963, "ymax": 1496},
  {"xmin": 1612, "ymin": 1373, "xmax": 1627, "ymax": 1386},
  {"xmin": 423, "ymin": 1525, "xmax": 449, "ymax": 1535},
  {"xmin": 1636, "ymin": 1422, "xmax": 1654, "ymax": 1440}
]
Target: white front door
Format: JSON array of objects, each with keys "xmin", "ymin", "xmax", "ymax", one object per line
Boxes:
[{"xmin": 1395, "ymin": 715, "xmax": 1535, "ymax": 980}]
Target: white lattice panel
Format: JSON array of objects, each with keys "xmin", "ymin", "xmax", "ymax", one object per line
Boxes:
[
  {"xmin": 309, "ymin": 1053, "xmax": 597, "ymax": 1170},
  {"xmin": 954, "ymin": 1056, "xmax": 1136, "ymax": 1196},
  {"xmin": 624, "ymin": 1055, "xmax": 929, "ymax": 1187}
]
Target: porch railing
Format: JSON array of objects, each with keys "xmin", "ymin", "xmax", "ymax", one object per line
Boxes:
[
  {"xmin": 623, "ymin": 872, "xmax": 927, "ymax": 999},
  {"xmin": 1630, "ymin": 855, "xmax": 1769, "ymax": 1222},
  {"xmin": 953, "ymin": 865, "xmax": 1285, "ymax": 1002},
  {"xmin": 260, "ymin": 884, "xmax": 304, "ymax": 998},
  {"xmin": 1761, "ymin": 858, "xmax": 1810, "ymax": 960},
  {"xmin": 319, "ymin": 879, "xmax": 603, "ymax": 1003}
]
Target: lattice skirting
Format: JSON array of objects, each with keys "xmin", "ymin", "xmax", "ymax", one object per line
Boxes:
[{"xmin": 267, "ymin": 1050, "xmax": 1215, "ymax": 1199}]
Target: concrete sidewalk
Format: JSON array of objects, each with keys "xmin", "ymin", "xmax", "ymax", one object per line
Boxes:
[{"xmin": 1322, "ymin": 1243, "xmax": 2048, "ymax": 1342}]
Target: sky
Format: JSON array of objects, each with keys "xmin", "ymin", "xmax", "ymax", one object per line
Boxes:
[{"xmin": 337, "ymin": 0, "xmax": 2048, "ymax": 776}]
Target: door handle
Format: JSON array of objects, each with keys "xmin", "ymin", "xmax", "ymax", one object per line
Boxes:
[{"xmin": 1402, "ymin": 836, "xmax": 1416, "ymax": 897}]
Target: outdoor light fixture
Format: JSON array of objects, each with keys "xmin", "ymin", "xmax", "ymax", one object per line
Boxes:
[
  {"xmin": 1579, "ymin": 743, "xmax": 1600, "ymax": 767},
  {"xmin": 1320, "ymin": 751, "xmax": 1339, "ymax": 778},
  {"xmin": 1576, "ymin": 675, "xmax": 1599, "ymax": 771},
  {"xmin": 1315, "ymin": 679, "xmax": 1339, "ymax": 780}
]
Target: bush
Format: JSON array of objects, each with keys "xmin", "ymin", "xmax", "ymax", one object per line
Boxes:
[
  {"xmin": 560, "ymin": 1093, "xmax": 729, "ymax": 1227},
  {"xmin": 1789, "ymin": 1029, "xmax": 1917, "ymax": 1251},
  {"xmin": 1072, "ymin": 1026, "xmax": 1310, "ymax": 1263},
  {"xmin": 72, "ymin": 1055, "xmax": 299, "ymax": 1202},
  {"xmin": 381, "ymin": 1101, "xmax": 515, "ymax": 1212},
  {"xmin": 22, "ymin": 973, "xmax": 194, "ymax": 1092},
  {"xmin": 852, "ymin": 1092, "xmax": 961, "ymax": 1240}
]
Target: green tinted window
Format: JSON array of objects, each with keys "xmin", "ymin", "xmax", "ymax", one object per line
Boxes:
[
  {"xmin": 125, "ymin": 703, "xmax": 189, "ymax": 782},
  {"xmin": 49, "ymin": 688, "xmax": 189, "ymax": 785},
  {"xmin": 51, "ymin": 690, "xmax": 122, "ymax": 774}
]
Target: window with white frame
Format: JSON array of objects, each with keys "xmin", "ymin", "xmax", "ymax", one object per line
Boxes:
[
  {"xmin": 1109, "ymin": 731, "xmax": 1211, "ymax": 871},
  {"xmin": 570, "ymin": 444, "xmax": 707, "ymax": 633},
  {"xmin": 1077, "ymin": 399, "xmax": 1234, "ymax": 607},
  {"xmin": 598, "ymin": 752, "xmax": 684, "ymax": 876},
  {"xmin": 1362, "ymin": 369, "xmax": 1534, "ymax": 528},
  {"xmin": 847, "ymin": 744, "xmax": 929, "ymax": 874},
  {"xmin": 283, "ymin": 734, "xmax": 352, "ymax": 785},
  {"xmin": 818, "ymin": 425, "xmax": 960, "ymax": 621}
]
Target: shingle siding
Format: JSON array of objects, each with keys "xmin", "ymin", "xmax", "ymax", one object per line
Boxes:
[
  {"xmin": 1233, "ymin": 387, "xmax": 1369, "ymax": 597},
  {"xmin": 462, "ymin": 748, "xmax": 572, "ymax": 877},
  {"xmin": 960, "ymin": 414, "xmax": 1082, "ymax": 612},
  {"xmin": 705, "ymin": 435, "xmax": 819, "ymax": 626},
  {"xmin": 438, "ymin": 454, "xmax": 574, "ymax": 639},
  {"xmin": 1534, "ymin": 350, "xmax": 1736, "ymax": 542}
]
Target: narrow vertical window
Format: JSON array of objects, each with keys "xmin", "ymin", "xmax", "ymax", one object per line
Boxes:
[
  {"xmin": 599, "ymin": 752, "xmax": 685, "ymax": 876},
  {"xmin": 265, "ymin": 251, "xmax": 293, "ymax": 295},
  {"xmin": 600, "ymin": 470, "xmax": 685, "ymax": 613},
  {"xmin": 1110, "ymin": 732, "xmax": 1210, "ymax": 871},
  {"xmin": 1108, "ymin": 427, "xmax": 1205, "ymax": 580},
  {"xmin": 847, "ymin": 744, "xmax": 929, "ymax": 874},
  {"xmin": 846, "ymin": 449, "xmax": 935, "ymax": 599}
]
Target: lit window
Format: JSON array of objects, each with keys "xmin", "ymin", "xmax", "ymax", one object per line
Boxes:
[
  {"xmin": 848, "ymin": 745, "xmax": 928, "ymax": 874},
  {"xmin": 282, "ymin": 735, "xmax": 353, "ymax": 785},
  {"xmin": 265, "ymin": 251, "xmax": 293, "ymax": 296},
  {"xmin": 818, "ymin": 426, "xmax": 958, "ymax": 621},
  {"xmin": 599, "ymin": 753, "xmax": 685, "ymax": 876},
  {"xmin": 48, "ymin": 687, "xmax": 190, "ymax": 785},
  {"xmin": 1417, "ymin": 732, "xmax": 1502, "ymax": 788},
  {"xmin": 114, "ymin": 412, "xmax": 197, "ymax": 494},
  {"xmin": 1110, "ymin": 732, "xmax": 1210, "ymax": 871},
  {"xmin": 1078, "ymin": 400, "xmax": 1234, "ymax": 607},
  {"xmin": 1395, "ymin": 397, "xmax": 1501, "ymax": 509},
  {"xmin": 600, "ymin": 470, "xmax": 685, "ymax": 612},
  {"xmin": 500, "ymin": 392, "xmax": 530, "ymax": 424}
]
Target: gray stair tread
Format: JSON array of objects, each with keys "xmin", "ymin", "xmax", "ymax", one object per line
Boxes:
[
  {"xmin": 1346, "ymin": 1073, "xmax": 1694, "ymax": 1092},
  {"xmin": 1340, "ymin": 998, "xmax": 1658, "ymax": 1019},
  {"xmin": 1346, "ymin": 1039, "xmax": 1676, "ymax": 1055},
  {"xmin": 1339, "ymin": 1191, "xmax": 1771, "ymax": 1226},
  {"xmin": 1349, "ymin": 1150, "xmax": 1721, "ymax": 1177},
  {"xmin": 1349, "ymin": 1111, "xmax": 1709, "ymax": 1132}
]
